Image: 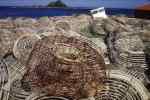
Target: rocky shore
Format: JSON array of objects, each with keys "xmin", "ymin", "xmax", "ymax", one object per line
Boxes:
[{"xmin": 0, "ymin": 14, "xmax": 150, "ymax": 100}]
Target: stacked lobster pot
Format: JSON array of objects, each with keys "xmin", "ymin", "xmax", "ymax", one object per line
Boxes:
[
  {"xmin": 106, "ymin": 20, "xmax": 148, "ymax": 82},
  {"xmin": 126, "ymin": 51, "xmax": 147, "ymax": 68},
  {"xmin": 0, "ymin": 59, "xmax": 9, "ymax": 100}
]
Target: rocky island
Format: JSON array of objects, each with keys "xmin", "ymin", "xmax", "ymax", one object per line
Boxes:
[{"xmin": 47, "ymin": 0, "xmax": 67, "ymax": 8}]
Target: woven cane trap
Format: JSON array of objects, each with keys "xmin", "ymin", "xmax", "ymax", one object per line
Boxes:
[{"xmin": 22, "ymin": 34, "xmax": 106, "ymax": 100}]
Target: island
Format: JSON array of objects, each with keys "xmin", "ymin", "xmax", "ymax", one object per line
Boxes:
[{"xmin": 47, "ymin": 0, "xmax": 67, "ymax": 8}]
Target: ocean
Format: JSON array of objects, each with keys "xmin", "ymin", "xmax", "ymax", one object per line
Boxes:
[
  {"xmin": 0, "ymin": 7, "xmax": 90, "ymax": 17},
  {"xmin": 0, "ymin": 6, "xmax": 136, "ymax": 18}
]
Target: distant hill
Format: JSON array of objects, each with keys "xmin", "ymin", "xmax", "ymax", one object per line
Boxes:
[{"xmin": 47, "ymin": 0, "xmax": 67, "ymax": 8}]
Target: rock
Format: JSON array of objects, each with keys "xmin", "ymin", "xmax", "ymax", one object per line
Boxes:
[{"xmin": 13, "ymin": 34, "xmax": 39, "ymax": 65}]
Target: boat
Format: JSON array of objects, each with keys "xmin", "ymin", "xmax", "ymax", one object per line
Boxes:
[{"xmin": 90, "ymin": 7, "xmax": 108, "ymax": 19}]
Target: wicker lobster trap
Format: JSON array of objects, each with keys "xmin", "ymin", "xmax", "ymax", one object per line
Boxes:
[{"xmin": 22, "ymin": 34, "xmax": 106, "ymax": 100}]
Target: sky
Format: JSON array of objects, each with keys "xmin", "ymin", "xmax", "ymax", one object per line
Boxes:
[{"xmin": 0, "ymin": 0, "xmax": 149, "ymax": 8}]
